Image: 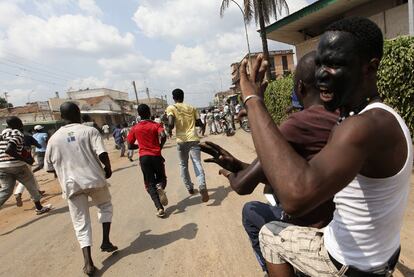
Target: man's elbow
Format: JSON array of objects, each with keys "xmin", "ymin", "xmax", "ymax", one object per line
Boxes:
[
  {"xmin": 230, "ymin": 182, "xmax": 254, "ymax": 195},
  {"xmin": 281, "ymin": 191, "xmax": 315, "ymax": 218}
]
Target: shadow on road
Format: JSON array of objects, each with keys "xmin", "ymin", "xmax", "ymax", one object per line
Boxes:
[
  {"xmin": 112, "ymin": 164, "xmax": 138, "ymax": 174},
  {"xmin": 96, "ymin": 223, "xmax": 198, "ymax": 276},
  {"xmin": 0, "ymin": 205, "xmax": 69, "ymax": 236},
  {"xmin": 165, "ymin": 185, "xmax": 232, "ymax": 215},
  {"xmin": 396, "ymin": 261, "xmax": 414, "ymax": 276}
]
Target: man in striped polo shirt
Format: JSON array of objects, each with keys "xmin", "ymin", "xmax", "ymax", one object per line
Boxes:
[{"xmin": 0, "ymin": 116, "xmax": 51, "ymax": 214}]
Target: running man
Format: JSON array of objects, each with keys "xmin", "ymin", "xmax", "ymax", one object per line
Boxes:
[
  {"xmin": 31, "ymin": 125, "xmax": 48, "ymax": 173},
  {"xmin": 127, "ymin": 104, "xmax": 168, "ymax": 218},
  {"xmin": 45, "ymin": 102, "xmax": 117, "ymax": 276},
  {"xmin": 0, "ymin": 116, "xmax": 51, "ymax": 215},
  {"xmin": 166, "ymin": 88, "xmax": 209, "ymax": 202}
]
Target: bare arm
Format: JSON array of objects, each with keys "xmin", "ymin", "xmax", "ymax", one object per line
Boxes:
[
  {"xmin": 168, "ymin": 115, "xmax": 175, "ymax": 134},
  {"xmin": 223, "ymin": 158, "xmax": 268, "ymax": 195},
  {"xmin": 5, "ymin": 143, "xmax": 33, "ymax": 165},
  {"xmin": 159, "ymin": 132, "xmax": 166, "ymax": 149},
  {"xmin": 99, "ymin": 152, "xmax": 112, "ymax": 179},
  {"xmin": 240, "ymin": 56, "xmax": 370, "ymax": 216}
]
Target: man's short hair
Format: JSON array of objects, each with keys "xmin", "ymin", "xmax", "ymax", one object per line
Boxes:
[
  {"xmin": 137, "ymin": 104, "xmax": 151, "ymax": 118},
  {"xmin": 294, "ymin": 51, "xmax": 316, "ymax": 87},
  {"xmin": 326, "ymin": 17, "xmax": 383, "ymax": 61},
  {"xmin": 6, "ymin": 116, "xmax": 22, "ymax": 129},
  {"xmin": 172, "ymin": 88, "xmax": 184, "ymax": 101}
]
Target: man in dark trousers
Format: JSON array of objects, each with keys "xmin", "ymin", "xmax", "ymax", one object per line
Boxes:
[
  {"xmin": 240, "ymin": 17, "xmax": 410, "ymax": 277},
  {"xmin": 127, "ymin": 104, "xmax": 168, "ymax": 218},
  {"xmin": 201, "ymin": 51, "xmax": 338, "ymax": 272},
  {"xmin": 45, "ymin": 102, "xmax": 117, "ymax": 276}
]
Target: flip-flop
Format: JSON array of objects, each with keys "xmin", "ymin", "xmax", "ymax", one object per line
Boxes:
[{"xmin": 83, "ymin": 265, "xmax": 96, "ymax": 276}]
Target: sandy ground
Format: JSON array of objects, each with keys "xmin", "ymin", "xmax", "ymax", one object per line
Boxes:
[{"xmin": 0, "ymin": 130, "xmax": 413, "ymax": 277}]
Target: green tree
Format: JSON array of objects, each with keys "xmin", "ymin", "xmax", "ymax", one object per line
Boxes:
[
  {"xmin": 0, "ymin": 97, "xmax": 12, "ymax": 108},
  {"xmin": 378, "ymin": 36, "xmax": 414, "ymax": 137},
  {"xmin": 220, "ymin": 0, "xmax": 289, "ymax": 80}
]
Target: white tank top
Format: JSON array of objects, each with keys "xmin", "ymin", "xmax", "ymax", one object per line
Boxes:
[{"xmin": 324, "ymin": 103, "xmax": 412, "ymax": 271}]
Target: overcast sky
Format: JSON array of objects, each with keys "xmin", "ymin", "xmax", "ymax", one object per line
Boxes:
[{"xmin": 0, "ymin": 0, "xmax": 315, "ymax": 107}]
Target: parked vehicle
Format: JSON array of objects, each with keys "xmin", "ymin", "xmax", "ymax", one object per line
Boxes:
[{"xmin": 240, "ymin": 116, "xmax": 250, "ymax": 133}]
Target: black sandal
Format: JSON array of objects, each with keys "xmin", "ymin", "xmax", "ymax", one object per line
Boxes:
[{"xmin": 100, "ymin": 243, "xmax": 118, "ymax": 252}]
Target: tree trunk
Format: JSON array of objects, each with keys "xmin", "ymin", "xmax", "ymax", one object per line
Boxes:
[{"xmin": 257, "ymin": 0, "xmax": 273, "ymax": 81}]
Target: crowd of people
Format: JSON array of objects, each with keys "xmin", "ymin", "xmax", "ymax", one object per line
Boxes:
[{"xmin": 0, "ymin": 17, "xmax": 412, "ymax": 277}]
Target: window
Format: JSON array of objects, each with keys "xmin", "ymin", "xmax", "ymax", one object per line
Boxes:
[{"xmin": 282, "ymin": 55, "xmax": 288, "ymax": 71}]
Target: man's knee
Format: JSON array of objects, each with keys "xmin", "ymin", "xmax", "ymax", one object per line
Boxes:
[
  {"xmin": 97, "ymin": 201, "xmax": 113, "ymax": 223},
  {"xmin": 242, "ymin": 201, "xmax": 258, "ymax": 227}
]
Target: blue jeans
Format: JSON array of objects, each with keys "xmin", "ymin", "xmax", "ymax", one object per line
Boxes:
[
  {"xmin": 242, "ymin": 201, "xmax": 284, "ymax": 272},
  {"xmin": 177, "ymin": 141, "xmax": 206, "ymax": 191}
]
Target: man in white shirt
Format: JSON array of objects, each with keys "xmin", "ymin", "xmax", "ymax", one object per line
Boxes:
[
  {"xmin": 45, "ymin": 102, "xmax": 117, "ymax": 276},
  {"xmin": 101, "ymin": 124, "xmax": 110, "ymax": 140}
]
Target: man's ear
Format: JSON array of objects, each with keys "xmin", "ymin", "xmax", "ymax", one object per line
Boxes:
[
  {"xmin": 366, "ymin": 58, "xmax": 380, "ymax": 75},
  {"xmin": 296, "ymin": 80, "xmax": 305, "ymax": 98}
]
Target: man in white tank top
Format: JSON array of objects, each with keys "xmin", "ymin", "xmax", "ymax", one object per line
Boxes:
[{"xmin": 239, "ymin": 17, "xmax": 412, "ymax": 277}]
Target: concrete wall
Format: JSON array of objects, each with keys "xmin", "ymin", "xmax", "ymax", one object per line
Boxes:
[
  {"xmin": 68, "ymin": 88, "xmax": 129, "ymax": 101},
  {"xmin": 273, "ymin": 54, "xmax": 295, "ymax": 76},
  {"xmin": 295, "ymin": 3, "xmax": 409, "ymax": 60},
  {"xmin": 295, "ymin": 35, "xmax": 321, "ymax": 63}
]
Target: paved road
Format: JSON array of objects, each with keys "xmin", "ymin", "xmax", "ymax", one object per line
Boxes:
[{"xmin": 0, "ymin": 131, "xmax": 264, "ymax": 277}]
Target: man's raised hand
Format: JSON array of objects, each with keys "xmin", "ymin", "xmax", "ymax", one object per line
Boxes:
[
  {"xmin": 200, "ymin": 141, "xmax": 246, "ymax": 173},
  {"xmin": 240, "ymin": 54, "xmax": 269, "ymax": 101}
]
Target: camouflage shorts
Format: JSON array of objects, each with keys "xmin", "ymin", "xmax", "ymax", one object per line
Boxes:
[{"xmin": 259, "ymin": 221, "xmax": 342, "ymax": 277}]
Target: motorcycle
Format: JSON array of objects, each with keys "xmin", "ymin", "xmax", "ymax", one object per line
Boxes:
[
  {"xmin": 220, "ymin": 114, "xmax": 235, "ymax": 136},
  {"xmin": 240, "ymin": 116, "xmax": 250, "ymax": 133}
]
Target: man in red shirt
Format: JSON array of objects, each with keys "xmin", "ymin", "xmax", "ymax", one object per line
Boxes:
[{"xmin": 127, "ymin": 104, "xmax": 168, "ymax": 218}]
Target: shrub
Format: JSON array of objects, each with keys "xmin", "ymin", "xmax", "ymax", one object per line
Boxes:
[
  {"xmin": 264, "ymin": 74, "xmax": 293, "ymax": 125},
  {"xmin": 378, "ymin": 36, "xmax": 414, "ymax": 137}
]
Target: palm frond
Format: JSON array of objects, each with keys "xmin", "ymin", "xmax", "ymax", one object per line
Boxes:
[
  {"xmin": 220, "ymin": 0, "xmax": 231, "ymax": 18},
  {"xmin": 244, "ymin": 0, "xmax": 254, "ymax": 23}
]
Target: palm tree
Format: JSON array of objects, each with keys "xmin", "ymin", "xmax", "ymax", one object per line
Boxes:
[{"xmin": 220, "ymin": 0, "xmax": 289, "ymax": 80}]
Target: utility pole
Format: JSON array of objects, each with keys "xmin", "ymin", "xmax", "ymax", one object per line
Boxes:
[
  {"xmin": 132, "ymin": 81, "xmax": 139, "ymax": 111},
  {"xmin": 3, "ymin": 92, "xmax": 9, "ymax": 108},
  {"xmin": 145, "ymin": 87, "xmax": 153, "ymax": 114}
]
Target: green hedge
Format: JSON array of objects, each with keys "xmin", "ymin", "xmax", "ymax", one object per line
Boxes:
[
  {"xmin": 264, "ymin": 74, "xmax": 293, "ymax": 125},
  {"xmin": 378, "ymin": 36, "xmax": 414, "ymax": 136},
  {"xmin": 265, "ymin": 36, "xmax": 414, "ymax": 136}
]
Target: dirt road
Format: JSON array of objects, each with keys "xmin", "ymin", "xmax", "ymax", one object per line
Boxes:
[{"xmin": 0, "ymin": 131, "xmax": 413, "ymax": 276}]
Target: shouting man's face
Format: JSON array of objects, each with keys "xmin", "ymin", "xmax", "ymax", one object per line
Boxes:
[{"xmin": 315, "ymin": 31, "xmax": 363, "ymax": 112}]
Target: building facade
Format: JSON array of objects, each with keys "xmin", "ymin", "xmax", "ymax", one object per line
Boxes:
[
  {"xmin": 231, "ymin": 50, "xmax": 295, "ymax": 93},
  {"xmin": 265, "ymin": 0, "xmax": 411, "ymax": 60},
  {"xmin": 136, "ymin": 97, "xmax": 168, "ymax": 115},
  {"xmin": 67, "ymin": 88, "xmax": 129, "ymax": 101}
]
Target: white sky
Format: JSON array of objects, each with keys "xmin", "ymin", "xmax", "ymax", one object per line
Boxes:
[{"xmin": 0, "ymin": 0, "xmax": 314, "ymax": 107}]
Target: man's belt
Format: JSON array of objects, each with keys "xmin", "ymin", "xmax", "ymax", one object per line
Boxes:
[{"xmin": 328, "ymin": 247, "xmax": 400, "ymax": 277}]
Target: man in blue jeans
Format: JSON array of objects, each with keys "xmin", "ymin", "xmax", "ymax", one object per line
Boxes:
[{"xmin": 166, "ymin": 88, "xmax": 209, "ymax": 202}]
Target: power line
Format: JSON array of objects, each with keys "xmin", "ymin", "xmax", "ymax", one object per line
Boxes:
[
  {"xmin": 0, "ymin": 60, "xmax": 71, "ymax": 82},
  {"xmin": 0, "ymin": 69, "xmax": 65, "ymax": 87},
  {"xmin": 0, "ymin": 49, "xmax": 82, "ymax": 79}
]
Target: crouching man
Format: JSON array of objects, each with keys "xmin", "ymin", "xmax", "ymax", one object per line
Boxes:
[{"xmin": 45, "ymin": 102, "xmax": 117, "ymax": 276}]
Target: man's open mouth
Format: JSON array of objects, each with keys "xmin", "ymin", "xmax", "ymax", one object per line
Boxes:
[{"xmin": 319, "ymin": 87, "xmax": 334, "ymax": 102}]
